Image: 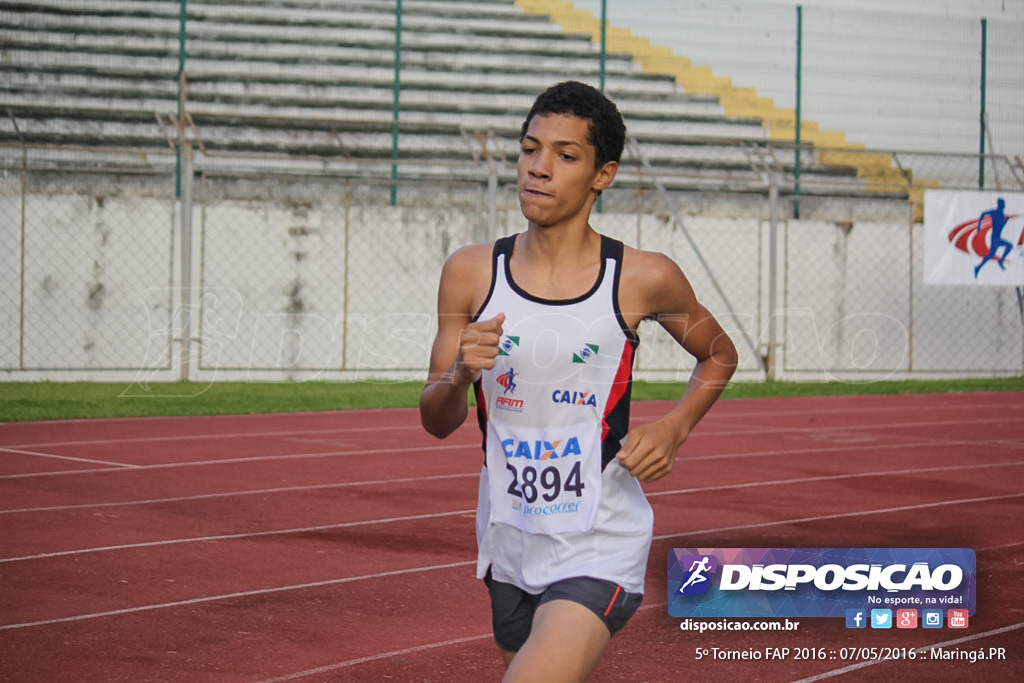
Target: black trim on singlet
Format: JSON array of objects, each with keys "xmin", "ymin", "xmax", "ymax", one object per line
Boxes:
[
  {"xmin": 602, "ymin": 237, "xmax": 640, "ymax": 344},
  {"xmin": 493, "ymin": 233, "xmax": 609, "ymax": 306},
  {"xmin": 600, "ymin": 358, "xmax": 634, "ymax": 470},
  {"xmin": 475, "ymin": 234, "xmax": 637, "ymax": 342},
  {"xmin": 598, "ymin": 237, "xmax": 639, "ymax": 469},
  {"xmin": 472, "ymin": 238, "xmax": 512, "ymax": 458},
  {"xmin": 474, "ymin": 233, "xmax": 641, "ymax": 470},
  {"xmin": 470, "ymin": 237, "xmax": 510, "ymax": 323}
]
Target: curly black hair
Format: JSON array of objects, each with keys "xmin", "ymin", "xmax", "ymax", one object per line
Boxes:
[{"xmin": 520, "ymin": 81, "xmax": 626, "ymax": 168}]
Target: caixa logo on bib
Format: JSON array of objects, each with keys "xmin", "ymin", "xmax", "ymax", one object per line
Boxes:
[
  {"xmin": 667, "ymin": 548, "xmax": 976, "ymax": 619},
  {"xmin": 551, "ymin": 390, "xmax": 598, "ymax": 407},
  {"xmin": 501, "ymin": 436, "xmax": 582, "ymax": 460}
]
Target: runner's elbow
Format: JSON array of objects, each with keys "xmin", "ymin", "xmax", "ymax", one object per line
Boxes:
[
  {"xmin": 419, "ymin": 392, "xmax": 466, "ymax": 439},
  {"xmin": 421, "ymin": 414, "xmax": 457, "ymax": 439}
]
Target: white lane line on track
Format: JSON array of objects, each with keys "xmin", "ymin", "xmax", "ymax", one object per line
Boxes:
[
  {"xmin": 787, "ymin": 621, "xmax": 1024, "ymax": 682},
  {"xmin": 652, "ymin": 492, "xmax": 1024, "ymax": 541},
  {"xmin": 681, "ymin": 437, "xmax": 1019, "ymax": 464},
  {"xmin": 2, "ymin": 411, "xmax": 1014, "ymax": 452},
  {"xmin": 683, "ymin": 399, "xmax": 1024, "ymax": 420},
  {"xmin": 0, "ymin": 447, "xmax": 139, "ymax": 468},
  {"xmin": 0, "ymin": 471, "xmax": 481, "ymax": 514},
  {"xmin": 700, "ymin": 415, "xmax": 1017, "ymax": 434},
  {"xmin": 0, "ymin": 560, "xmax": 476, "ymax": 632},
  {"xmin": 255, "ymin": 601, "xmax": 671, "ymax": 682},
  {"xmin": 3, "ymin": 459, "xmax": 1020, "ymax": 516},
  {"xmin": 3, "ymin": 494, "xmax": 1019, "ymax": 630},
  {"xmin": 0, "ymin": 421, "xmax": 460, "ymax": 454},
  {"xmin": 4, "ymin": 429, "xmax": 1019, "ymax": 482},
  {"xmin": 0, "ymin": 442, "xmax": 478, "ymax": 480},
  {"xmin": 0, "ymin": 422, "xmax": 429, "ymax": 450},
  {"xmin": 645, "ymin": 460, "xmax": 1024, "ymax": 498},
  {"xmin": 0, "ymin": 508, "xmax": 476, "ymax": 563},
  {"xmin": 3, "ymin": 465, "xmax": 1020, "ymax": 562},
  {"xmin": 5, "ymin": 389, "xmax": 1020, "ymax": 448},
  {"xmin": 976, "ymin": 540, "xmax": 1024, "ymax": 551},
  {"xmin": 255, "ymin": 634, "xmax": 495, "ymax": 682}
]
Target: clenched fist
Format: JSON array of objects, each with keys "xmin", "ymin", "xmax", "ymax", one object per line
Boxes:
[{"xmin": 454, "ymin": 313, "xmax": 506, "ymax": 385}]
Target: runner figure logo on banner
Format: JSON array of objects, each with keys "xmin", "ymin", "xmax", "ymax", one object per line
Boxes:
[{"xmin": 924, "ymin": 190, "xmax": 1024, "ymax": 286}]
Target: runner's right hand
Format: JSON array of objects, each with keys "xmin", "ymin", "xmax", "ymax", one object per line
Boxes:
[{"xmin": 454, "ymin": 313, "xmax": 505, "ymax": 384}]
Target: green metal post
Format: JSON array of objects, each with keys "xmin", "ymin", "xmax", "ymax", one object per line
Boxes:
[
  {"xmin": 176, "ymin": 0, "xmax": 187, "ymax": 198},
  {"xmin": 176, "ymin": 0, "xmax": 194, "ymax": 380},
  {"xmin": 599, "ymin": 0, "xmax": 607, "ymax": 92},
  {"xmin": 794, "ymin": 5, "xmax": 802, "ymax": 219},
  {"xmin": 979, "ymin": 18, "xmax": 987, "ymax": 189},
  {"xmin": 391, "ymin": 0, "xmax": 402, "ymax": 206},
  {"xmin": 597, "ymin": 0, "xmax": 607, "ymax": 214}
]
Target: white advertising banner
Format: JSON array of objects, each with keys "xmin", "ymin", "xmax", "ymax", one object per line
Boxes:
[{"xmin": 923, "ymin": 190, "xmax": 1024, "ymax": 286}]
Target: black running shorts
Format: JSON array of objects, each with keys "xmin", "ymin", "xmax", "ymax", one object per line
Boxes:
[{"xmin": 484, "ymin": 569, "xmax": 643, "ymax": 652}]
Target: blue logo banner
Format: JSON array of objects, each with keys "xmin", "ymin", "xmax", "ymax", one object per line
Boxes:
[{"xmin": 667, "ymin": 548, "xmax": 976, "ymax": 618}]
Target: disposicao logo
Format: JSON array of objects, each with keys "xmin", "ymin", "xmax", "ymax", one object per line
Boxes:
[
  {"xmin": 676, "ymin": 554, "xmax": 718, "ymax": 595},
  {"xmin": 667, "ymin": 548, "xmax": 976, "ymax": 619}
]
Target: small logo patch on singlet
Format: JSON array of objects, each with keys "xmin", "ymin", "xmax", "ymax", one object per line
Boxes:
[{"xmin": 572, "ymin": 343, "xmax": 600, "ymax": 364}]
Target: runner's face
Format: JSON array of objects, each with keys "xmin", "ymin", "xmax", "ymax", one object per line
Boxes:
[{"xmin": 517, "ymin": 114, "xmax": 614, "ymax": 229}]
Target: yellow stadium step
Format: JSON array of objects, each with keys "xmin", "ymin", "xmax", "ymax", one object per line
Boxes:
[{"xmin": 514, "ymin": 0, "xmax": 936, "ymax": 210}]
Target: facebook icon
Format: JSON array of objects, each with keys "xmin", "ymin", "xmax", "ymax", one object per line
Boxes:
[{"xmin": 845, "ymin": 609, "xmax": 867, "ymax": 629}]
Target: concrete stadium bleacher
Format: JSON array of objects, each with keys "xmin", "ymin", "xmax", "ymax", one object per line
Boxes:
[{"xmin": 0, "ymin": 0, "xmax": 899, "ymax": 206}]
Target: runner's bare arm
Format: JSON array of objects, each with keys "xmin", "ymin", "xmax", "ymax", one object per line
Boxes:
[
  {"xmin": 419, "ymin": 245, "xmax": 503, "ymax": 439},
  {"xmin": 616, "ymin": 250, "xmax": 738, "ymax": 482}
]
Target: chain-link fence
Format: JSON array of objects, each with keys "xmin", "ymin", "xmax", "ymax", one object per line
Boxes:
[
  {"xmin": 4, "ymin": 143, "xmax": 1022, "ymax": 383},
  {"xmin": 2, "ymin": 0, "xmax": 1022, "ymax": 383}
]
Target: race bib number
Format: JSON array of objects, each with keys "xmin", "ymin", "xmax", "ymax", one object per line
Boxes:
[{"xmin": 486, "ymin": 422, "xmax": 602, "ymax": 534}]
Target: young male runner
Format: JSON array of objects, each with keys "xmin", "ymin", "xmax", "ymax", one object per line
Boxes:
[{"xmin": 420, "ymin": 81, "xmax": 738, "ymax": 682}]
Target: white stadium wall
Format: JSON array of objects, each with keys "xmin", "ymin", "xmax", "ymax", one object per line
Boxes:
[{"xmin": 4, "ymin": 194, "xmax": 1021, "ymax": 382}]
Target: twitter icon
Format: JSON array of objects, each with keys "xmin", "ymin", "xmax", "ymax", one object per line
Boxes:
[{"xmin": 870, "ymin": 609, "xmax": 892, "ymax": 629}]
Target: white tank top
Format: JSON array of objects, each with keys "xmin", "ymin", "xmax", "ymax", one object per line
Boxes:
[{"xmin": 473, "ymin": 234, "xmax": 654, "ymax": 594}]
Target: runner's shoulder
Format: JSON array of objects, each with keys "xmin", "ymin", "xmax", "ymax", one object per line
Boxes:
[
  {"xmin": 620, "ymin": 244, "xmax": 688, "ymax": 289},
  {"xmin": 438, "ymin": 242, "xmax": 496, "ymax": 312}
]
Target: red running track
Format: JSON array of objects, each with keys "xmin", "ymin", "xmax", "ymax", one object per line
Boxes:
[{"xmin": 0, "ymin": 392, "xmax": 1022, "ymax": 682}]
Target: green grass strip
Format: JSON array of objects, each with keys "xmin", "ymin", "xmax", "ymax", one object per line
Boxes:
[{"xmin": 1, "ymin": 377, "xmax": 1021, "ymax": 422}]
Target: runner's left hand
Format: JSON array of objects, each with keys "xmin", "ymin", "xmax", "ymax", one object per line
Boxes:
[{"xmin": 615, "ymin": 419, "xmax": 687, "ymax": 483}]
